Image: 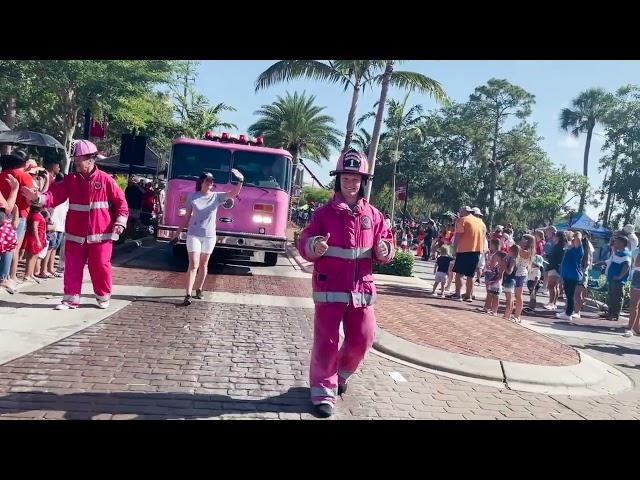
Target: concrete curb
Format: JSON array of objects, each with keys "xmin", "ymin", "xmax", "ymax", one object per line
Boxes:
[
  {"xmin": 286, "ymin": 244, "xmax": 314, "ymax": 274},
  {"xmin": 374, "ymin": 326, "xmax": 633, "ymax": 396},
  {"xmin": 373, "ymin": 328, "xmax": 505, "ymax": 382}
]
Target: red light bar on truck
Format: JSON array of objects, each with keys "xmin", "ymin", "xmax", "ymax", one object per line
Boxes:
[{"xmin": 254, "ymin": 203, "xmax": 274, "ymax": 213}]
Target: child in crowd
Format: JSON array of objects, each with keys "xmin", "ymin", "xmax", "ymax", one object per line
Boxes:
[
  {"xmin": 600, "ymin": 235, "xmax": 631, "ymax": 322},
  {"xmin": 431, "ymin": 246, "xmax": 453, "ymax": 297},
  {"xmin": 624, "ymin": 247, "xmax": 640, "ymax": 337},
  {"xmin": 36, "ymin": 211, "xmax": 58, "ymax": 279},
  {"xmin": 512, "ymin": 234, "xmax": 535, "ymax": 324},
  {"xmin": 400, "ymin": 229, "xmax": 409, "ymax": 252},
  {"xmin": 21, "ymin": 205, "xmax": 46, "ymax": 284},
  {"xmin": 477, "ymin": 238, "xmax": 501, "ymax": 314},
  {"xmin": 524, "ymin": 254, "xmax": 545, "ymax": 313},
  {"xmin": 484, "ymin": 251, "xmax": 507, "ymax": 316},
  {"xmin": 534, "ymin": 229, "xmax": 545, "ymax": 256},
  {"xmin": 502, "ymin": 244, "xmax": 519, "ymax": 321}
]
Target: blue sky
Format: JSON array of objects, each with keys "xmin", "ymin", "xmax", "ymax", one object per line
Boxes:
[{"xmin": 196, "ymin": 60, "xmax": 640, "ymax": 218}]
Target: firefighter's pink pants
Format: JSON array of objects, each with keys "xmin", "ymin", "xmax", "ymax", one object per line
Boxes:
[
  {"xmin": 310, "ymin": 302, "xmax": 377, "ymax": 405},
  {"xmin": 62, "ymin": 240, "xmax": 113, "ymax": 306}
]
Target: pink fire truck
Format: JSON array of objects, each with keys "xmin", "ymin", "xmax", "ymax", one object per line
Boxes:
[{"xmin": 156, "ymin": 132, "xmax": 292, "ymax": 266}]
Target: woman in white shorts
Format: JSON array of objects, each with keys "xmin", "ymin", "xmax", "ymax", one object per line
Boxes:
[{"xmin": 171, "ymin": 168, "xmax": 244, "ymax": 306}]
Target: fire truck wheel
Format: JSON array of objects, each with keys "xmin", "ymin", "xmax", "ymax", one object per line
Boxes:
[
  {"xmin": 264, "ymin": 252, "xmax": 278, "ymax": 266},
  {"xmin": 172, "ymin": 244, "xmax": 187, "ymax": 258}
]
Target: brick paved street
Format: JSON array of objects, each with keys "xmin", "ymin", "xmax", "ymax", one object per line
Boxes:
[
  {"xmin": 376, "ymin": 285, "xmax": 579, "ymax": 366},
  {"xmin": 1, "ymin": 242, "xmax": 639, "ymax": 420}
]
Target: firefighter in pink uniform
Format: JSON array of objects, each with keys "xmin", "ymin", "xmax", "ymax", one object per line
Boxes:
[
  {"xmin": 21, "ymin": 140, "xmax": 128, "ymax": 310},
  {"xmin": 299, "ymin": 149, "xmax": 395, "ymax": 418}
]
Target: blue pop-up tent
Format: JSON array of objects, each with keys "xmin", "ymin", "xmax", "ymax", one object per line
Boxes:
[{"xmin": 555, "ymin": 213, "xmax": 610, "ymax": 237}]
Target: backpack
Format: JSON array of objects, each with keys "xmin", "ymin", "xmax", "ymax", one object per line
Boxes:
[{"xmin": 0, "ymin": 217, "xmax": 18, "ymax": 254}]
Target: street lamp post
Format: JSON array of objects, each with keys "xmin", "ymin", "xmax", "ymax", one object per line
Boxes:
[
  {"xmin": 390, "ymin": 149, "xmax": 400, "ymax": 225},
  {"xmin": 83, "ymin": 109, "xmax": 91, "ymax": 140}
]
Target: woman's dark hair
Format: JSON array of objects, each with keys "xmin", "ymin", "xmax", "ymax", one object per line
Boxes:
[
  {"xmin": 29, "ymin": 205, "xmax": 41, "ymax": 214},
  {"xmin": 195, "ymin": 172, "xmax": 214, "ymax": 192},
  {"xmin": 0, "ymin": 149, "xmax": 28, "ymax": 169},
  {"xmin": 581, "ymin": 237, "xmax": 590, "ymax": 271},
  {"xmin": 55, "ymin": 173, "xmax": 64, "ymax": 182},
  {"xmin": 555, "ymin": 231, "xmax": 567, "ymax": 248},
  {"xmin": 334, "ymin": 174, "xmax": 367, "ymax": 198},
  {"xmin": 43, "ymin": 157, "xmax": 61, "ymax": 169}
]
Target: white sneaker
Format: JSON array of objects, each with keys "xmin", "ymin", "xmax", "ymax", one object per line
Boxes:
[
  {"xmin": 624, "ymin": 330, "xmax": 635, "ymax": 338},
  {"xmin": 97, "ymin": 300, "xmax": 110, "ymax": 309},
  {"xmin": 572, "ymin": 313, "xmax": 581, "ymax": 319},
  {"xmin": 55, "ymin": 302, "xmax": 77, "ymax": 310},
  {"xmin": 555, "ymin": 312, "xmax": 572, "ymax": 321},
  {"xmin": 543, "ymin": 304, "xmax": 555, "ymax": 311}
]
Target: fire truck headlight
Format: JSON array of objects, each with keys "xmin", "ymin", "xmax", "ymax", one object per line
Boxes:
[
  {"xmin": 252, "ymin": 215, "xmax": 273, "ymax": 224},
  {"xmin": 178, "ymin": 208, "xmax": 187, "ymax": 217}
]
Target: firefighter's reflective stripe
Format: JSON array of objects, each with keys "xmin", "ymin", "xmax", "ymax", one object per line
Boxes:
[
  {"xmin": 87, "ymin": 233, "xmax": 115, "ymax": 243},
  {"xmin": 338, "ymin": 370, "xmax": 353, "ymax": 382},
  {"xmin": 351, "ymin": 292, "xmax": 376, "ymax": 307},
  {"xmin": 306, "ymin": 237, "xmax": 317, "ymax": 257},
  {"xmin": 63, "ymin": 294, "xmax": 80, "ymax": 304},
  {"xmin": 310, "ymin": 386, "xmax": 337, "ymax": 398},
  {"xmin": 89, "ymin": 201, "xmax": 111, "ymax": 210},
  {"xmin": 65, "ymin": 233, "xmax": 85, "ymax": 244},
  {"xmin": 325, "ymin": 246, "xmax": 372, "ymax": 260},
  {"xmin": 69, "ymin": 201, "xmax": 111, "ymax": 212},
  {"xmin": 312, "ymin": 291, "xmax": 376, "ymax": 306},
  {"xmin": 69, "ymin": 203, "xmax": 91, "ymax": 212},
  {"xmin": 115, "ymin": 215, "xmax": 128, "ymax": 226}
]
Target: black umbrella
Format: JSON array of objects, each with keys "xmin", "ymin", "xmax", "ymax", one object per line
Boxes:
[
  {"xmin": 0, "ymin": 120, "xmax": 9, "ymax": 132},
  {"xmin": 0, "ymin": 130, "xmax": 64, "ymax": 150}
]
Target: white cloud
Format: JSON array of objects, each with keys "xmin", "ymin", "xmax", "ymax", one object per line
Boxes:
[{"xmin": 558, "ymin": 134, "xmax": 581, "ymax": 149}]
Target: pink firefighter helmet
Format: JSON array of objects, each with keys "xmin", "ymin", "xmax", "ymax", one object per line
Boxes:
[
  {"xmin": 73, "ymin": 139, "xmax": 99, "ymax": 157},
  {"xmin": 330, "ymin": 149, "xmax": 372, "ymax": 178}
]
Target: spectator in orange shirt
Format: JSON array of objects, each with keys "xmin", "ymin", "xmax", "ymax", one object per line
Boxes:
[{"xmin": 448, "ymin": 206, "xmax": 486, "ymax": 301}]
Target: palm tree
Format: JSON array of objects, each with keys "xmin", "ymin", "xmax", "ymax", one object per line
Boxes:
[
  {"xmin": 351, "ymin": 127, "xmax": 373, "ymax": 155},
  {"xmin": 180, "ymin": 95, "xmax": 237, "ymax": 138},
  {"xmin": 384, "ymin": 93, "xmax": 425, "ymax": 223},
  {"xmin": 248, "ymin": 91, "xmax": 342, "ymax": 168},
  {"xmin": 255, "ymin": 60, "xmax": 447, "ymax": 152},
  {"xmin": 560, "ymin": 88, "xmax": 614, "ymax": 213}
]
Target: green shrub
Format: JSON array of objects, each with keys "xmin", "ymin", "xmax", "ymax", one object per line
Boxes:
[
  {"xmin": 373, "ymin": 250, "xmax": 414, "ymax": 277},
  {"xmin": 588, "ymin": 281, "xmax": 631, "ymax": 311},
  {"xmin": 115, "ymin": 174, "xmax": 128, "ymax": 192}
]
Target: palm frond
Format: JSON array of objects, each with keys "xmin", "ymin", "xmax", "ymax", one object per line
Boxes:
[
  {"xmin": 254, "ymin": 60, "xmax": 346, "ymax": 92},
  {"xmin": 388, "ymin": 71, "xmax": 449, "ymax": 106}
]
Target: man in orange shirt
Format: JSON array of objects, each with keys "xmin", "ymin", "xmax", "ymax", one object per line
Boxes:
[{"xmin": 449, "ymin": 206, "xmax": 486, "ymax": 301}]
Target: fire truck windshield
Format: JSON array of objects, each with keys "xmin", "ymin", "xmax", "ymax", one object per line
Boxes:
[
  {"xmin": 170, "ymin": 144, "xmax": 231, "ymax": 184},
  {"xmin": 170, "ymin": 144, "xmax": 289, "ymax": 190},
  {"xmin": 232, "ymin": 151, "xmax": 289, "ymax": 191}
]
